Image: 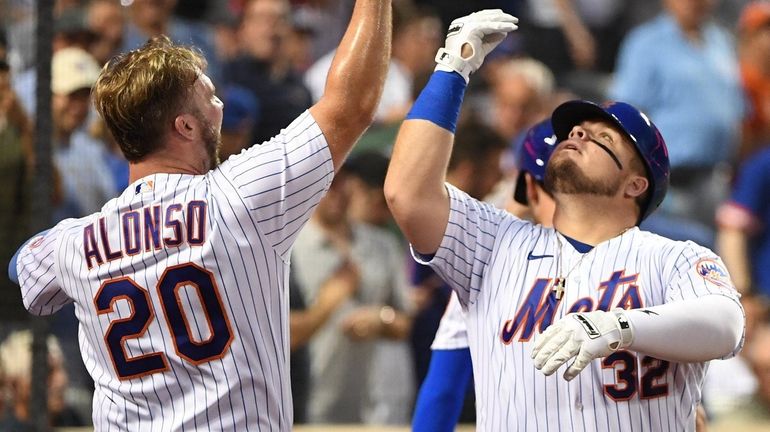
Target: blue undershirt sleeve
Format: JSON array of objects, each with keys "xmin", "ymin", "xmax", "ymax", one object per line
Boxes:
[{"xmin": 412, "ymin": 348, "xmax": 473, "ymax": 432}]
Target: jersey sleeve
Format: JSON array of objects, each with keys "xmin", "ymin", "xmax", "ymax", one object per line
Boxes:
[
  {"xmin": 16, "ymin": 226, "xmax": 71, "ymax": 316},
  {"xmin": 663, "ymin": 243, "xmax": 741, "ymax": 303},
  {"xmin": 219, "ymin": 110, "xmax": 334, "ymax": 258},
  {"xmin": 663, "ymin": 242, "xmax": 744, "ymax": 358},
  {"xmin": 411, "ymin": 184, "xmax": 521, "ymax": 306},
  {"xmin": 431, "ymin": 292, "xmax": 469, "ymax": 350}
]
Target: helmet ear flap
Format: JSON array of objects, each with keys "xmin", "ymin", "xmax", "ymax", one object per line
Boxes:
[
  {"xmin": 513, "ymin": 119, "xmax": 557, "ymax": 206},
  {"xmin": 513, "ymin": 171, "xmax": 528, "ymax": 205}
]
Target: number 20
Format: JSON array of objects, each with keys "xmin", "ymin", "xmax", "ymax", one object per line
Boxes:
[{"xmin": 94, "ymin": 263, "xmax": 233, "ymax": 380}]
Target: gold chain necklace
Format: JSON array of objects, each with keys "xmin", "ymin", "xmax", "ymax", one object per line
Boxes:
[{"xmin": 553, "ymin": 227, "xmax": 632, "ymax": 300}]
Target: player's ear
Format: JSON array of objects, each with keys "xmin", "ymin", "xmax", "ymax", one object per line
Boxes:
[
  {"xmin": 173, "ymin": 114, "xmax": 197, "ymax": 141},
  {"xmin": 624, "ymin": 174, "xmax": 649, "ymax": 200}
]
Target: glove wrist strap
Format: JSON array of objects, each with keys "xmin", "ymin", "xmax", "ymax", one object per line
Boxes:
[
  {"xmin": 435, "ymin": 48, "xmax": 473, "ymax": 82},
  {"xmin": 613, "ymin": 310, "xmax": 634, "ymax": 349}
]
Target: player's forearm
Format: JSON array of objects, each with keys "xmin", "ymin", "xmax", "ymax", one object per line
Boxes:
[
  {"xmin": 385, "ymin": 118, "xmax": 452, "ymax": 254},
  {"xmin": 716, "ymin": 228, "xmax": 752, "ymax": 293},
  {"xmin": 309, "ymin": 0, "xmax": 392, "ymax": 170},
  {"xmin": 626, "ymin": 295, "xmax": 744, "ymax": 362}
]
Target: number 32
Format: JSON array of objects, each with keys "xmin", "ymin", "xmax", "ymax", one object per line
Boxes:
[{"xmin": 602, "ymin": 350, "xmax": 670, "ymax": 401}]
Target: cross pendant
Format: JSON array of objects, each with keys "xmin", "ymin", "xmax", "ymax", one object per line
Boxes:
[{"xmin": 554, "ymin": 278, "xmax": 565, "ymax": 300}]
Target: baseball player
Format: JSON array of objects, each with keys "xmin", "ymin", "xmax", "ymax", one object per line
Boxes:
[
  {"xmin": 413, "ymin": 119, "xmax": 558, "ymax": 432},
  {"xmin": 8, "ymin": 0, "xmax": 392, "ymax": 429},
  {"xmin": 386, "ymin": 10, "xmax": 745, "ymax": 432}
]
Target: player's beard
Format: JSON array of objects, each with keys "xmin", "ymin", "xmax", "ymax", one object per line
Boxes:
[
  {"xmin": 193, "ymin": 110, "xmax": 222, "ymax": 170},
  {"xmin": 544, "ymin": 156, "xmax": 621, "ymax": 197}
]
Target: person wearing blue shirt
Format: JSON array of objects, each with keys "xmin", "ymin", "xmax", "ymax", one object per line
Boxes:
[
  {"xmin": 610, "ymin": 0, "xmax": 744, "ymax": 229},
  {"xmin": 716, "ymin": 147, "xmax": 770, "ymax": 296}
]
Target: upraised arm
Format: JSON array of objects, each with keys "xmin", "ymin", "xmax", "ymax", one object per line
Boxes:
[
  {"xmin": 384, "ymin": 10, "xmax": 518, "ymax": 254},
  {"xmin": 309, "ymin": 0, "xmax": 392, "ymax": 170}
]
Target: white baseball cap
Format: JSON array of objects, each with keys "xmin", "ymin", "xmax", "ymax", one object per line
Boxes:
[{"xmin": 51, "ymin": 47, "xmax": 101, "ymax": 95}]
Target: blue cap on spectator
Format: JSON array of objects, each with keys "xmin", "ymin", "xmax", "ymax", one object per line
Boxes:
[{"xmin": 222, "ymin": 86, "xmax": 259, "ymax": 132}]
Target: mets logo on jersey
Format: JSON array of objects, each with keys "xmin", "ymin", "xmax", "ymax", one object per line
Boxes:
[{"xmin": 695, "ymin": 258, "xmax": 734, "ymax": 291}]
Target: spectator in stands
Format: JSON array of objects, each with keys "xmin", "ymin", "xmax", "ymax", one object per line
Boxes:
[
  {"xmin": 88, "ymin": 118, "xmax": 129, "ymax": 192},
  {"xmin": 0, "ymin": 330, "xmax": 83, "ymax": 428},
  {"xmin": 284, "ymin": 16, "xmax": 316, "ymax": 74},
  {"xmin": 289, "ymin": 263, "xmax": 359, "ymax": 423},
  {"xmin": 343, "ymin": 150, "xmax": 415, "ymax": 424},
  {"xmin": 489, "ymin": 57, "xmax": 556, "ymax": 144},
  {"xmin": 0, "ymin": 48, "xmax": 34, "ymax": 321},
  {"xmin": 344, "ymin": 151, "xmax": 392, "ymax": 228},
  {"xmin": 5, "ymin": 1, "xmax": 37, "ymax": 76},
  {"xmin": 122, "ymin": 0, "xmax": 220, "ymax": 83},
  {"xmin": 50, "ymin": 47, "xmax": 117, "ymax": 221},
  {"xmin": 291, "ymin": 0, "xmax": 354, "ymax": 63},
  {"xmin": 716, "ymin": 145, "xmax": 770, "ymax": 296},
  {"xmin": 224, "ymin": 0, "xmax": 312, "ymax": 145},
  {"xmin": 13, "ymin": 6, "xmax": 97, "ymax": 117},
  {"xmin": 0, "ymin": 27, "xmax": 7, "ymax": 61},
  {"xmin": 610, "ymin": 0, "xmax": 744, "ymax": 229},
  {"xmin": 219, "ymin": 85, "xmax": 260, "ymax": 158},
  {"xmin": 737, "ymin": 1, "xmax": 770, "ymax": 160},
  {"xmin": 411, "ymin": 0, "xmax": 498, "ymax": 31},
  {"xmin": 292, "ymin": 169, "xmax": 413, "ymax": 424},
  {"xmin": 86, "ymin": 0, "xmax": 126, "ymax": 66}
]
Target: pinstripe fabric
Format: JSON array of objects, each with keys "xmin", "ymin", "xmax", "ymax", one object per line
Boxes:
[
  {"xmin": 431, "ymin": 292, "xmax": 468, "ymax": 350},
  {"xmin": 413, "ymin": 185, "xmax": 743, "ymax": 432},
  {"xmin": 17, "ymin": 111, "xmax": 333, "ymax": 431}
]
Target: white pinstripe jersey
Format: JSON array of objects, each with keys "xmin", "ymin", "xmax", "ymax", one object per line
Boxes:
[
  {"xmin": 414, "ymin": 185, "xmax": 744, "ymax": 432},
  {"xmin": 431, "ymin": 291, "xmax": 468, "ymax": 350},
  {"xmin": 16, "ymin": 111, "xmax": 333, "ymax": 431}
]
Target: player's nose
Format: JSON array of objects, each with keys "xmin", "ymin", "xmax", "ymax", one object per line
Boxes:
[{"xmin": 568, "ymin": 125, "xmax": 589, "ymax": 141}]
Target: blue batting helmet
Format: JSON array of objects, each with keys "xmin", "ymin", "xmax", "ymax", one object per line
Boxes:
[
  {"xmin": 513, "ymin": 119, "xmax": 558, "ymax": 205},
  {"xmin": 550, "ymin": 100, "xmax": 670, "ymax": 223}
]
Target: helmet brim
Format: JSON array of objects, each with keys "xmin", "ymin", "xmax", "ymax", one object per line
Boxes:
[{"xmin": 551, "ymin": 100, "xmax": 634, "ymax": 145}]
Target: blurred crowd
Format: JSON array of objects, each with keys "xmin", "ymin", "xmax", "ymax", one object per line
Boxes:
[{"xmin": 1, "ymin": 0, "xmax": 770, "ymax": 428}]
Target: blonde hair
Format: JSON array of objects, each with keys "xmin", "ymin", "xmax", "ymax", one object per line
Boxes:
[{"xmin": 93, "ymin": 36, "xmax": 207, "ymax": 162}]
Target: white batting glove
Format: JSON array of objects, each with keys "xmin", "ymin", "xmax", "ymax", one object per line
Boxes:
[
  {"xmin": 435, "ymin": 9, "xmax": 519, "ymax": 83},
  {"xmin": 531, "ymin": 309, "xmax": 634, "ymax": 381}
]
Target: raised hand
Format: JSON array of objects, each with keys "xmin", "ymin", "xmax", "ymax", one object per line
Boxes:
[{"xmin": 434, "ymin": 9, "xmax": 519, "ymax": 83}]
